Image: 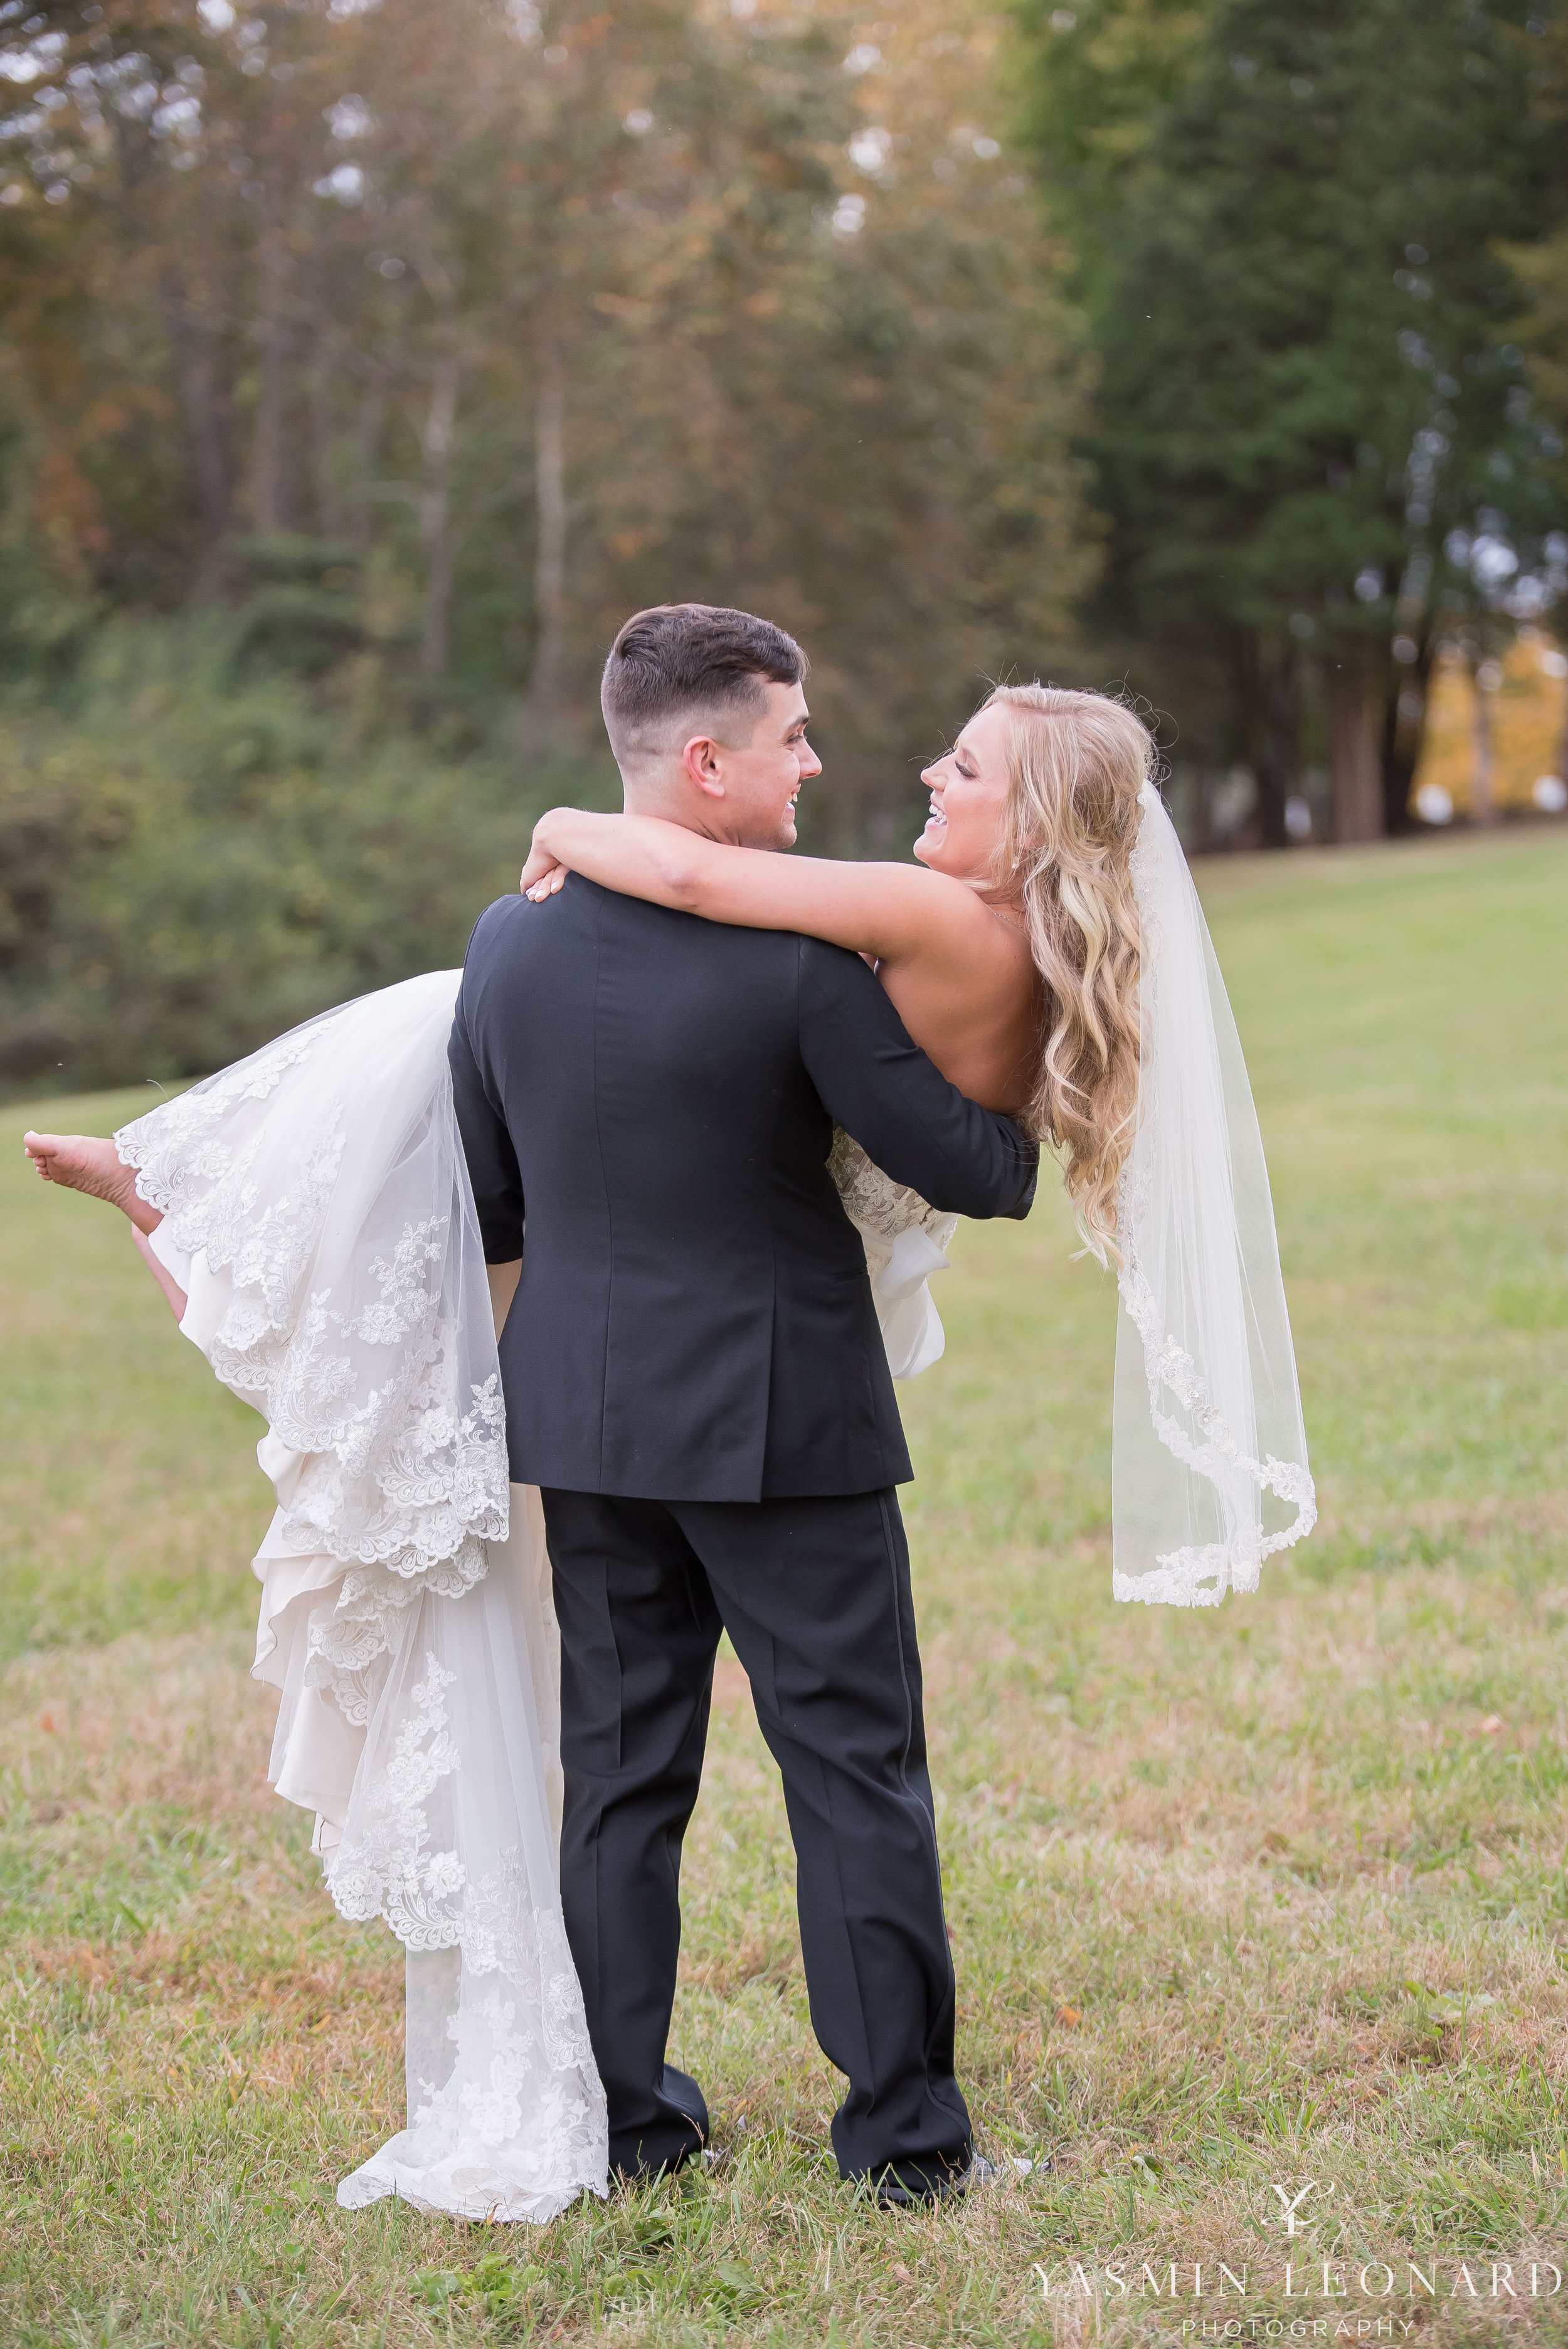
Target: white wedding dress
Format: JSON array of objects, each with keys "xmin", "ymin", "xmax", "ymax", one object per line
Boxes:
[
  {"xmin": 112, "ymin": 970, "xmax": 956, "ymax": 2222},
  {"xmin": 110, "ymin": 787, "xmax": 1315, "ymax": 2220}
]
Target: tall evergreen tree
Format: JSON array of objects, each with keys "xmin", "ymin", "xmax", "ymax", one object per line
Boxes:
[{"xmin": 1020, "ymin": 0, "xmax": 1562, "ymax": 839}]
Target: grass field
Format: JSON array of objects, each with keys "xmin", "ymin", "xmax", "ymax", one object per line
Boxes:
[{"xmin": 4, "ymin": 827, "xmax": 1568, "ymax": 2348}]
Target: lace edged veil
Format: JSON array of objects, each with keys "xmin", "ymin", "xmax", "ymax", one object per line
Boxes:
[{"xmin": 1110, "ymin": 783, "xmax": 1316, "ymax": 1607}]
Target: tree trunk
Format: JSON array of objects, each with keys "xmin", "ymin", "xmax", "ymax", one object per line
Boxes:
[
  {"xmin": 351, "ymin": 374, "xmax": 387, "ymax": 553},
  {"xmin": 309, "ymin": 339, "xmax": 340, "ymax": 541},
  {"xmin": 253, "ymin": 194, "xmax": 294, "ymax": 534},
  {"xmin": 418, "ymin": 355, "xmax": 460, "ymax": 677},
  {"xmin": 1230, "ymin": 630, "xmax": 1298, "ymax": 848},
  {"xmin": 1258, "ymin": 642, "xmax": 1299, "ymax": 849},
  {"xmin": 304, "ymin": 260, "xmax": 341, "ymax": 542},
  {"xmin": 1192, "ymin": 770, "xmax": 1214, "ymax": 854},
  {"xmin": 1468, "ymin": 654, "xmax": 1496, "ymax": 827},
  {"xmin": 526, "ymin": 317, "xmax": 568, "ymax": 724},
  {"xmin": 161, "ymin": 270, "xmax": 234, "ymax": 594},
  {"xmin": 1380, "ymin": 627, "xmax": 1434, "ymax": 835},
  {"xmin": 1323, "ymin": 644, "xmax": 1384, "ymax": 843}
]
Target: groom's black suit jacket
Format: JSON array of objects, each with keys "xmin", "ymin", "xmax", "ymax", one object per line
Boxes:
[{"xmin": 448, "ymin": 876, "xmax": 1038, "ymax": 1502}]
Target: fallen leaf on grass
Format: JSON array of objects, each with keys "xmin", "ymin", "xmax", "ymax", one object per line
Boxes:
[
  {"xmin": 624, "ymin": 2215, "xmax": 676, "ymax": 2259},
  {"xmin": 708, "ymin": 2259, "xmax": 766, "ymax": 2311},
  {"xmin": 415, "ymin": 2256, "xmax": 543, "ymax": 2317},
  {"xmin": 1403, "ymin": 1981, "xmax": 1499, "ymax": 2030},
  {"xmin": 1478, "ymin": 1715, "xmax": 1503, "ymax": 1736},
  {"xmin": 893, "ymin": 2262, "xmax": 913, "ymax": 2283},
  {"xmin": 415, "ymin": 2272, "xmax": 464, "ymax": 2308},
  {"xmin": 1055, "ymin": 2003, "xmax": 1082, "ymax": 2027}
]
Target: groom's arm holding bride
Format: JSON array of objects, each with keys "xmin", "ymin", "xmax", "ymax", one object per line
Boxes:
[
  {"xmin": 501, "ymin": 856, "xmax": 1040, "ymax": 1239},
  {"xmin": 791, "ymin": 936, "xmax": 1039, "ymax": 1222}
]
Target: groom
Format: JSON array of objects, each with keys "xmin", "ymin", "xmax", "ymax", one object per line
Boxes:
[{"xmin": 448, "ymin": 603, "xmax": 1037, "ymax": 2202}]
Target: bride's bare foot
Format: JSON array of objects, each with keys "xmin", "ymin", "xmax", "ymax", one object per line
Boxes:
[{"xmin": 22, "ymin": 1132, "xmax": 162, "ymax": 1233}]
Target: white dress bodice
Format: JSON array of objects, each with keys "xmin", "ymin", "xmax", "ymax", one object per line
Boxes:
[{"xmin": 828, "ymin": 1128, "xmax": 958, "ymax": 1379}]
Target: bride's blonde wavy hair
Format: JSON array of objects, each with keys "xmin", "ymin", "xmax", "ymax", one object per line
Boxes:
[{"xmin": 983, "ymin": 682, "xmax": 1151, "ymax": 1263}]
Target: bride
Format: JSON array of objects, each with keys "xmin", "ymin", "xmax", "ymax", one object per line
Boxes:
[{"xmin": 23, "ymin": 672, "xmax": 1314, "ymax": 2223}]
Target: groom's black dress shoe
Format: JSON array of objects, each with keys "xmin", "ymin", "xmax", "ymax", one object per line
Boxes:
[
  {"xmin": 659, "ymin": 2064, "xmax": 709, "ymax": 2142},
  {"xmin": 872, "ymin": 2153, "xmax": 998, "ymax": 2208},
  {"xmin": 612, "ymin": 2066, "xmax": 711, "ymax": 2188}
]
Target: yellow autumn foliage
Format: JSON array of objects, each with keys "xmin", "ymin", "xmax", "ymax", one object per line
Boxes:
[{"xmin": 1413, "ymin": 629, "xmax": 1567, "ymax": 817}]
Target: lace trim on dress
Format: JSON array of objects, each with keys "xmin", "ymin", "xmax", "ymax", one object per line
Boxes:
[
  {"xmin": 828, "ymin": 1126, "xmax": 958, "ymax": 1249},
  {"xmin": 827, "ymin": 1128, "xmax": 958, "ymax": 1381},
  {"xmin": 118, "ymin": 1074, "xmax": 509, "ymax": 1588},
  {"xmin": 114, "ymin": 972, "xmax": 607, "ymax": 2222},
  {"xmin": 113, "ymin": 978, "xmax": 512, "ymax": 1827}
]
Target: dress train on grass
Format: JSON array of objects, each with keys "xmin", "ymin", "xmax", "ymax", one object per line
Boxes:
[{"xmin": 115, "ymin": 970, "xmax": 607, "ymax": 2221}]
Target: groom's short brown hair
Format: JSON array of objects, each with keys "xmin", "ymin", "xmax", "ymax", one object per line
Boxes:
[{"xmin": 601, "ymin": 603, "xmax": 807, "ymax": 762}]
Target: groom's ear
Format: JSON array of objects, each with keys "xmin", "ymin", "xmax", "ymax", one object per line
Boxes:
[{"xmin": 680, "ymin": 732, "xmax": 727, "ymax": 800}]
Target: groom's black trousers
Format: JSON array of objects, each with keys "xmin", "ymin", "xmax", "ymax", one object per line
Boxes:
[{"xmin": 539, "ymin": 1485, "xmax": 972, "ymax": 2190}]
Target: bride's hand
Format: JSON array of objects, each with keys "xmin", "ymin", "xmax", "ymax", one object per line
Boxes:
[
  {"xmin": 516, "ymin": 806, "xmax": 714, "ymax": 915},
  {"xmin": 520, "ymin": 811, "xmax": 571, "ymax": 901},
  {"xmin": 521, "ymin": 852, "xmax": 568, "ymax": 901}
]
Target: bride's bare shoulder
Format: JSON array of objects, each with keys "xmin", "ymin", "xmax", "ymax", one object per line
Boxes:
[{"xmin": 872, "ymin": 864, "xmax": 1026, "ymax": 968}]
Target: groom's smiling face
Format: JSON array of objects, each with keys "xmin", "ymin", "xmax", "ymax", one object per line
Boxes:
[{"xmin": 677, "ymin": 679, "xmax": 822, "ymax": 851}]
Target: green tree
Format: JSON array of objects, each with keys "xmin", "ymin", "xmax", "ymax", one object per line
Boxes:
[
  {"xmin": 1508, "ymin": 2, "xmax": 1568, "ymax": 475},
  {"xmin": 1505, "ymin": 0, "xmax": 1568, "ymax": 787},
  {"xmin": 0, "ymin": 0, "xmax": 1094, "ymax": 1084},
  {"xmin": 1019, "ymin": 0, "xmax": 1562, "ymax": 840},
  {"xmin": 0, "ymin": 0, "xmax": 1089, "ymax": 797}
]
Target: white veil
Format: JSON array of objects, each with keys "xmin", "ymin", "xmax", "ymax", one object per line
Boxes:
[{"xmin": 1111, "ymin": 783, "xmax": 1316, "ymax": 1607}]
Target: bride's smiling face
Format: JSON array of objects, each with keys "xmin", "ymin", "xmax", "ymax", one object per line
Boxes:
[{"xmin": 914, "ymin": 704, "xmax": 1012, "ymax": 889}]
